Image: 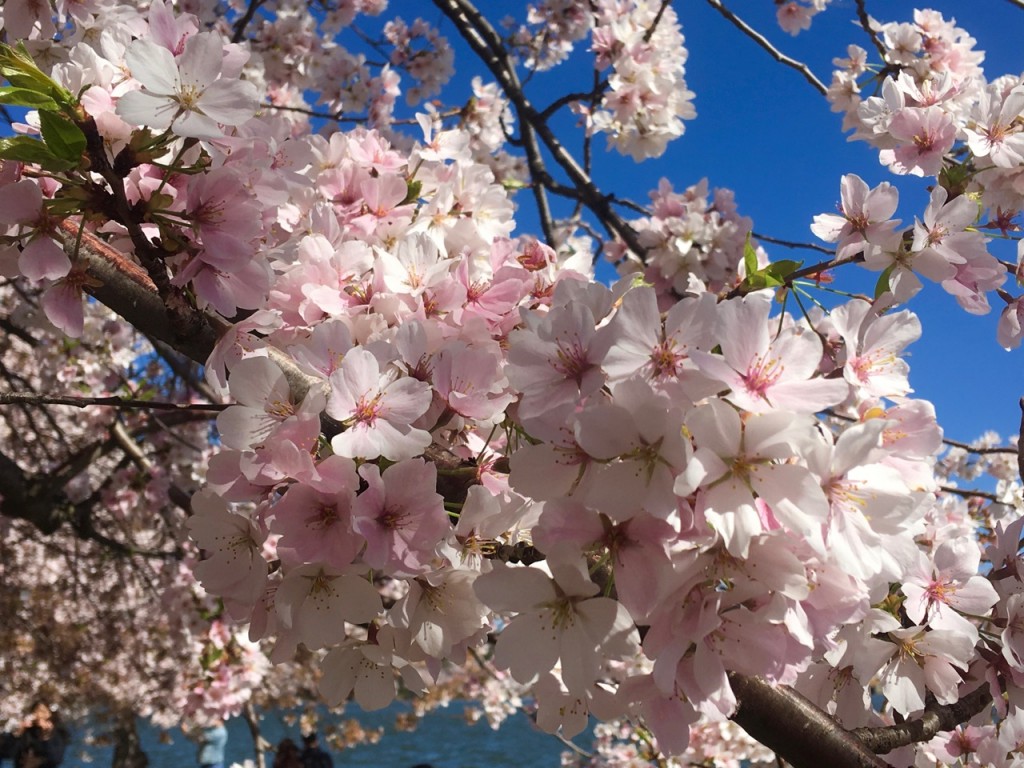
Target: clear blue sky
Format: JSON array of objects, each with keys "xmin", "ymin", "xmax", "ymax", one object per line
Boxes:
[{"xmin": 408, "ymin": 0, "xmax": 1023, "ymax": 445}]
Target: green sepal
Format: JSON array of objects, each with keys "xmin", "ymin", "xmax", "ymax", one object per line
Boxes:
[
  {"xmin": 38, "ymin": 110, "xmax": 86, "ymax": 163},
  {"xmin": 874, "ymin": 263, "xmax": 895, "ymax": 300},
  {"xmin": 402, "ymin": 178, "xmax": 423, "ymax": 205}
]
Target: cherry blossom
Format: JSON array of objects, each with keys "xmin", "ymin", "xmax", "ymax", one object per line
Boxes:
[
  {"xmin": 326, "ymin": 347, "xmax": 433, "ymax": 461},
  {"xmin": 117, "ymin": 32, "xmax": 259, "ymax": 139}
]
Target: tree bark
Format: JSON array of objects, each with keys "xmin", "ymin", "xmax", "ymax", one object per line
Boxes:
[
  {"xmin": 110, "ymin": 713, "xmax": 149, "ymax": 768},
  {"xmin": 728, "ymin": 673, "xmax": 892, "ymax": 768}
]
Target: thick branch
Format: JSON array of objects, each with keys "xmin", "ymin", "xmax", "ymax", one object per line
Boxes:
[
  {"xmin": 850, "ymin": 685, "xmax": 992, "ymax": 754},
  {"xmin": 56, "ymin": 222, "xmax": 322, "ymax": 404},
  {"xmin": 728, "ymin": 674, "xmax": 890, "ymax": 768},
  {"xmin": 59, "ymin": 219, "xmax": 225, "ymax": 364}
]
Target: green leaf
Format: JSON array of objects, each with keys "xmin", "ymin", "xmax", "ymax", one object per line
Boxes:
[
  {"xmin": 764, "ymin": 259, "xmax": 803, "ymax": 281},
  {"xmin": 0, "ymin": 86, "xmax": 58, "ymax": 110},
  {"xmin": 874, "ymin": 263, "xmax": 895, "ymax": 300},
  {"xmin": 0, "ymin": 43, "xmax": 77, "ymax": 113},
  {"xmin": 0, "ymin": 135, "xmax": 75, "ymax": 171},
  {"xmin": 740, "ymin": 259, "xmax": 803, "ymax": 293},
  {"xmin": 742, "ymin": 232, "xmax": 758, "ymax": 277},
  {"xmin": 38, "ymin": 110, "xmax": 86, "ymax": 163}
]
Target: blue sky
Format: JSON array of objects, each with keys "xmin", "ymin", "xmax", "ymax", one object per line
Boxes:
[{"xmin": 406, "ymin": 0, "xmax": 1023, "ymax": 446}]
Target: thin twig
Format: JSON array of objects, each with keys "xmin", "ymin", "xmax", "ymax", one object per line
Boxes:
[
  {"xmin": 433, "ymin": 0, "xmax": 647, "ymax": 256},
  {"xmin": 704, "ymin": 0, "xmax": 828, "ymax": 97},
  {"xmin": 941, "ymin": 437, "xmax": 1018, "ymax": 456},
  {"xmin": 436, "ymin": 0, "xmax": 558, "ymax": 245},
  {"xmin": 854, "ymin": 0, "xmax": 888, "ymax": 60},
  {"xmin": 0, "ymin": 392, "xmax": 228, "ymax": 412},
  {"xmin": 753, "ymin": 232, "xmax": 836, "ymax": 255},
  {"xmin": 939, "ymin": 485, "xmax": 1003, "ymax": 503},
  {"xmin": 232, "ymin": 0, "xmax": 267, "ymax": 43}
]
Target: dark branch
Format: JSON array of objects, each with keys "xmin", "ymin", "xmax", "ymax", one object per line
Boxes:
[
  {"xmin": 851, "ymin": 685, "xmax": 992, "ymax": 754},
  {"xmin": 0, "ymin": 392, "xmax": 227, "ymax": 412},
  {"xmin": 704, "ymin": 0, "xmax": 828, "ymax": 96},
  {"xmin": 433, "ymin": 0, "xmax": 648, "ymax": 256},
  {"xmin": 854, "ymin": 0, "xmax": 889, "ymax": 59},
  {"xmin": 728, "ymin": 674, "xmax": 890, "ymax": 768}
]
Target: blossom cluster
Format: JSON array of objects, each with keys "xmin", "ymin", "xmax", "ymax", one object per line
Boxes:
[{"xmin": 825, "ymin": 10, "xmax": 1024, "ymax": 342}]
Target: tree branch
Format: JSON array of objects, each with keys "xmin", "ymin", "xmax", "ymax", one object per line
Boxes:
[
  {"xmin": 0, "ymin": 391, "xmax": 227, "ymax": 412},
  {"xmin": 56, "ymin": 221, "xmax": 322, "ymax": 405},
  {"xmin": 1019, "ymin": 396, "xmax": 1024, "ymax": 486},
  {"xmin": 727, "ymin": 674, "xmax": 891, "ymax": 768},
  {"xmin": 433, "ymin": 0, "xmax": 648, "ymax": 256},
  {"xmin": 854, "ymin": 0, "xmax": 889, "ymax": 60},
  {"xmin": 850, "ymin": 685, "xmax": 992, "ymax": 754},
  {"xmin": 704, "ymin": 0, "xmax": 828, "ymax": 97}
]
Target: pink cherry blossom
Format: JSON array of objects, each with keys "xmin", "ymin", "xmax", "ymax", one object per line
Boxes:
[
  {"xmin": 880, "ymin": 106, "xmax": 956, "ymax": 177},
  {"xmin": 474, "ymin": 559, "xmax": 638, "ymax": 694},
  {"xmin": 690, "ymin": 297, "xmax": 848, "ymax": 414},
  {"xmin": 810, "ymin": 174, "xmax": 902, "ymax": 259},
  {"xmin": 326, "ymin": 347, "xmax": 432, "ymax": 461},
  {"xmin": 351, "ymin": 459, "xmax": 450, "ymax": 576},
  {"xmin": 187, "ymin": 490, "xmax": 268, "ymax": 613},
  {"xmin": 118, "ymin": 32, "xmax": 259, "ymax": 139},
  {"xmin": 275, "ymin": 563, "xmax": 382, "ymax": 650}
]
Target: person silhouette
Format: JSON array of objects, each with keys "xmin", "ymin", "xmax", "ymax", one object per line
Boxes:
[
  {"xmin": 5, "ymin": 702, "xmax": 69, "ymax": 768},
  {"xmin": 299, "ymin": 733, "xmax": 333, "ymax": 768}
]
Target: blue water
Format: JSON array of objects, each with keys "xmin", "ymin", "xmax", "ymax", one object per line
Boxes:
[{"xmin": 69, "ymin": 701, "xmax": 570, "ymax": 767}]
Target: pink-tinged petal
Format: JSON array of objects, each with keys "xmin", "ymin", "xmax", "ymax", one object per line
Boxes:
[
  {"xmin": 810, "ymin": 212, "xmax": 849, "ymax": 243},
  {"xmin": 839, "ymin": 173, "xmax": 869, "ymax": 213},
  {"xmin": 319, "ymin": 646, "xmax": 360, "ymax": 706},
  {"xmin": 172, "ymin": 110, "xmax": 224, "ymax": 140},
  {"xmin": 197, "ymin": 78, "xmax": 259, "ymax": 126},
  {"xmin": 216, "ymin": 406, "xmax": 276, "ymax": 450},
  {"xmin": 354, "ymin": 660, "xmax": 395, "ymax": 711},
  {"xmin": 177, "ymin": 32, "xmax": 224, "ymax": 89},
  {"xmin": 474, "ymin": 563, "xmax": 556, "ymax": 613},
  {"xmin": 763, "ymin": 377, "xmax": 849, "ymax": 413},
  {"xmin": 116, "ymin": 89, "xmax": 178, "ymax": 130},
  {"xmin": 686, "ymin": 399, "xmax": 741, "ymax": 458},
  {"xmin": 748, "ymin": 463, "xmax": 829, "ymax": 543},
  {"xmin": 948, "ymin": 577, "xmax": 998, "ymax": 616},
  {"xmin": 19, "ymin": 236, "xmax": 71, "ymax": 281},
  {"xmin": 380, "ymin": 377, "xmax": 431, "ymax": 422},
  {"xmin": 126, "ymin": 38, "xmax": 180, "ymax": 94},
  {"xmin": 493, "ymin": 612, "xmax": 559, "ymax": 683},
  {"xmin": 0, "ymin": 179, "xmax": 42, "ymax": 225},
  {"xmin": 228, "ymin": 356, "xmax": 289, "ymax": 406},
  {"xmin": 701, "ymin": 479, "xmax": 762, "ymax": 557},
  {"xmin": 863, "ymin": 181, "xmax": 899, "ymax": 221},
  {"xmin": 327, "ymin": 348, "xmax": 380, "ymax": 419},
  {"xmin": 40, "ymin": 281, "xmax": 83, "ymax": 337},
  {"xmin": 645, "ymin": 693, "xmax": 698, "ymax": 756}
]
